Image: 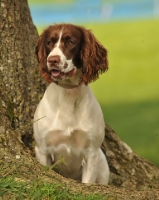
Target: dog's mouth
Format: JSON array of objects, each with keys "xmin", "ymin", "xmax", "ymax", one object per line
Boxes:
[{"xmin": 51, "ymin": 68, "xmax": 75, "ymax": 79}]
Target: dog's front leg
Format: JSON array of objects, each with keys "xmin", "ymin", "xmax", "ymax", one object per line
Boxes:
[
  {"xmin": 82, "ymin": 150, "xmax": 100, "ymax": 183},
  {"xmin": 35, "ymin": 146, "xmax": 52, "ymax": 166}
]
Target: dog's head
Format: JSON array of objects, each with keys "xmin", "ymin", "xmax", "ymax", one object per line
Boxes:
[{"xmin": 36, "ymin": 23, "xmax": 108, "ymax": 86}]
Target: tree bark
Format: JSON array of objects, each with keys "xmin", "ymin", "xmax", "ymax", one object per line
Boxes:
[
  {"xmin": 0, "ymin": 0, "xmax": 159, "ymax": 198},
  {"xmin": 102, "ymin": 125, "xmax": 159, "ymax": 188},
  {"xmin": 0, "ymin": 0, "xmax": 45, "ymax": 147}
]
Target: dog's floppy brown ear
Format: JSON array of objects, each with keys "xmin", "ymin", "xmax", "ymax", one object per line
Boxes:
[
  {"xmin": 35, "ymin": 36, "xmax": 46, "ymax": 63},
  {"xmin": 80, "ymin": 28, "xmax": 108, "ymax": 85},
  {"xmin": 35, "ymin": 34, "xmax": 52, "ymax": 83},
  {"xmin": 35, "ymin": 40, "xmax": 40, "ymax": 63}
]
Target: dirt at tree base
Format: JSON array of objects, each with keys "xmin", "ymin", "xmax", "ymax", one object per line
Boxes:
[{"xmin": 0, "ymin": 119, "xmax": 159, "ymax": 200}]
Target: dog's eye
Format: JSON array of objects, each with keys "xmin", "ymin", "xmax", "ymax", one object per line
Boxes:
[
  {"xmin": 47, "ymin": 40, "xmax": 53, "ymax": 45},
  {"xmin": 67, "ymin": 40, "xmax": 74, "ymax": 46}
]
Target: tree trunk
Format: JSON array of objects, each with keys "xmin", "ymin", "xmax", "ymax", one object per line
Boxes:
[
  {"xmin": 102, "ymin": 125, "xmax": 159, "ymax": 188},
  {"xmin": 0, "ymin": 0, "xmax": 159, "ymax": 198},
  {"xmin": 0, "ymin": 0, "xmax": 45, "ymax": 147}
]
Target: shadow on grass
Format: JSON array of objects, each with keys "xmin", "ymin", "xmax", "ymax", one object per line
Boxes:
[{"xmin": 101, "ymin": 99, "xmax": 159, "ymax": 166}]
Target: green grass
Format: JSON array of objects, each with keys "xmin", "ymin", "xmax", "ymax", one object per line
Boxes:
[
  {"xmin": 37, "ymin": 19, "xmax": 159, "ymax": 166},
  {"xmin": 0, "ymin": 176, "xmax": 109, "ymax": 200}
]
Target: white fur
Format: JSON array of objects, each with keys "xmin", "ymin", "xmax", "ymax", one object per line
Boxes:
[
  {"xmin": 56, "ymin": 28, "xmax": 63, "ymax": 47},
  {"xmin": 47, "ymin": 48, "xmax": 75, "ymax": 74},
  {"xmin": 34, "ymin": 83, "xmax": 110, "ymax": 184}
]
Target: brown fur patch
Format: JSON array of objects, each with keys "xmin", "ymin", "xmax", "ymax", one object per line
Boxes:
[{"xmin": 45, "ymin": 129, "xmax": 89, "ymax": 149}]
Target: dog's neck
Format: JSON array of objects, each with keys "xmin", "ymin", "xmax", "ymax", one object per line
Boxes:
[{"xmin": 54, "ymin": 80, "xmax": 81, "ymax": 89}]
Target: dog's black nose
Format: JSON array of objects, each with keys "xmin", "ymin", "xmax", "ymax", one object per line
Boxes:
[{"xmin": 48, "ymin": 55, "xmax": 60, "ymax": 65}]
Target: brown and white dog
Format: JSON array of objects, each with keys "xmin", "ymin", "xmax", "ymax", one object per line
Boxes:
[{"xmin": 34, "ymin": 23, "xmax": 110, "ymax": 184}]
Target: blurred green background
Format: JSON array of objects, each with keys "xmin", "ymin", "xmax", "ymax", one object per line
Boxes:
[
  {"xmin": 28, "ymin": 0, "xmax": 159, "ymax": 166},
  {"xmin": 89, "ymin": 20, "xmax": 159, "ymax": 166}
]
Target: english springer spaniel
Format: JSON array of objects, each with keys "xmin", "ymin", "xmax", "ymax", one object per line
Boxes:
[{"xmin": 34, "ymin": 23, "xmax": 110, "ymax": 184}]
